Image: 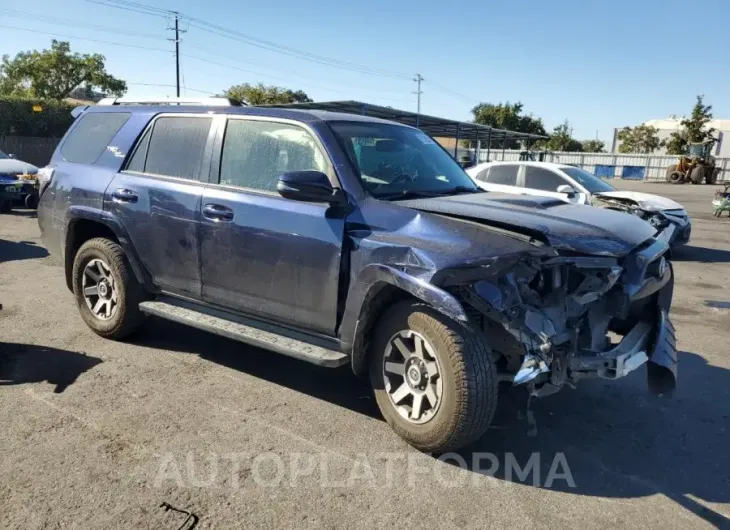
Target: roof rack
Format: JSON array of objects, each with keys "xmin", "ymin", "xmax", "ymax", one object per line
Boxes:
[{"xmin": 97, "ymin": 97, "xmax": 246, "ymax": 107}]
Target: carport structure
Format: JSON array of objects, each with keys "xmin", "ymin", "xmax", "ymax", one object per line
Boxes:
[{"xmin": 267, "ymin": 100, "xmax": 547, "ymax": 161}]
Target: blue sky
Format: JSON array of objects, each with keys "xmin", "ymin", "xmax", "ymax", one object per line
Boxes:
[{"xmin": 1, "ymin": 0, "xmax": 728, "ymax": 143}]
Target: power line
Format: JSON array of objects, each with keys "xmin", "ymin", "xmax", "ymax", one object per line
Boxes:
[
  {"xmin": 186, "ymin": 20, "xmax": 412, "ymax": 80},
  {"xmin": 127, "ymin": 82, "xmax": 212, "ymax": 95},
  {"xmin": 427, "ymin": 81, "xmax": 478, "ymax": 105},
  {"xmin": 181, "ymin": 53, "xmax": 414, "ymax": 105},
  {"xmin": 86, "ymin": 0, "xmax": 171, "ymax": 17},
  {"xmin": 4, "ymin": 10, "xmax": 166, "ymax": 40},
  {"xmin": 182, "ymin": 42, "xmax": 411, "ymax": 98},
  {"xmin": 0, "ymin": 24, "xmax": 171, "ymax": 53},
  {"xmin": 87, "ymin": 0, "xmax": 412, "ymax": 81}
]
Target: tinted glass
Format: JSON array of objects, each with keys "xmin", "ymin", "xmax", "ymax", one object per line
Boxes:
[
  {"xmin": 0, "ymin": 151, "xmax": 8, "ymax": 160},
  {"xmin": 486, "ymin": 165, "xmax": 518, "ymax": 185},
  {"xmin": 61, "ymin": 112, "xmax": 131, "ymax": 164},
  {"xmin": 561, "ymin": 167, "xmax": 615, "ymax": 193},
  {"xmin": 126, "ymin": 128, "xmax": 151, "ymax": 173},
  {"xmin": 330, "ymin": 122, "xmax": 478, "ymax": 198},
  {"xmin": 219, "ymin": 120, "xmax": 328, "ymax": 192},
  {"xmin": 144, "ymin": 117, "xmax": 212, "ymax": 180},
  {"xmin": 524, "ymin": 166, "xmax": 568, "ymax": 191}
]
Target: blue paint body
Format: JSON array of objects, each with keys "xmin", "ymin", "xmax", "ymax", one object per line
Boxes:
[{"xmin": 37, "ymin": 104, "xmax": 671, "ymax": 376}]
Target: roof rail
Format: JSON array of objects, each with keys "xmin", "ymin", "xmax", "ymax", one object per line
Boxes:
[{"xmin": 97, "ymin": 96, "xmax": 246, "ymax": 107}]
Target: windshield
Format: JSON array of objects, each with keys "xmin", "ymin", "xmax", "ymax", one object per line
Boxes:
[
  {"xmin": 561, "ymin": 166, "xmax": 615, "ymax": 194},
  {"xmin": 0, "ymin": 150, "xmax": 8, "ymax": 160},
  {"xmin": 330, "ymin": 121, "xmax": 479, "ymax": 199}
]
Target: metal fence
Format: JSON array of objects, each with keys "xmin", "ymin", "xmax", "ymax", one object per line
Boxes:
[
  {"xmin": 0, "ymin": 136, "xmax": 60, "ymax": 168},
  {"xmin": 459, "ymin": 148, "xmax": 730, "ymax": 183}
]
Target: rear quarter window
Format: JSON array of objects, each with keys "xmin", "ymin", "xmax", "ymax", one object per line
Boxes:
[
  {"xmin": 60, "ymin": 112, "xmax": 131, "ymax": 164},
  {"xmin": 485, "ymin": 164, "xmax": 519, "ymax": 186}
]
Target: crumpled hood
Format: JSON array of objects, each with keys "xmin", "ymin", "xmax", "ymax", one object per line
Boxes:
[
  {"xmin": 399, "ymin": 192, "xmax": 657, "ymax": 256},
  {"xmin": 0, "ymin": 159, "xmax": 39, "ymax": 176},
  {"xmin": 593, "ymin": 190, "xmax": 684, "ymax": 212}
]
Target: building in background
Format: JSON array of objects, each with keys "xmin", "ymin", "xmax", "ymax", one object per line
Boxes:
[{"xmin": 612, "ymin": 117, "xmax": 729, "ymax": 157}]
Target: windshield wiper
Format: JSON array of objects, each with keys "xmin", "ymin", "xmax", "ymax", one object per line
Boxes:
[
  {"xmin": 375, "ymin": 190, "xmax": 444, "ymax": 201},
  {"xmin": 438, "ymin": 185, "xmax": 483, "ymax": 195}
]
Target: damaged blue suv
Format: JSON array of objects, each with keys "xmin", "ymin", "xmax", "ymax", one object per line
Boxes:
[{"xmin": 37, "ymin": 98, "xmax": 677, "ymax": 453}]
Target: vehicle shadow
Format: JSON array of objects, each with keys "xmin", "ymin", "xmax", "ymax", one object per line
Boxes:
[
  {"xmin": 6, "ymin": 209, "xmax": 38, "ymax": 219},
  {"xmin": 133, "ymin": 318, "xmax": 380, "ymax": 419},
  {"xmin": 454, "ymin": 349, "xmax": 730, "ymax": 527},
  {"xmin": 0, "ymin": 238, "xmax": 48, "ymax": 263},
  {"xmin": 131, "ymin": 321, "xmax": 730, "ymax": 526},
  {"xmin": 672, "ymin": 244, "xmax": 730, "ymax": 263},
  {"xmin": 0, "ymin": 342, "xmax": 103, "ymax": 393}
]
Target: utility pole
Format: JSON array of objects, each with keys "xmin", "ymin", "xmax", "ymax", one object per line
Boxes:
[
  {"xmin": 168, "ymin": 13, "xmax": 183, "ymax": 97},
  {"xmin": 174, "ymin": 13, "xmax": 180, "ymax": 97},
  {"xmin": 413, "ymin": 74, "xmax": 423, "ymax": 117}
]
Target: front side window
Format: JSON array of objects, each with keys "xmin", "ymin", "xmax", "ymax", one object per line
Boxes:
[
  {"xmin": 141, "ymin": 117, "xmax": 212, "ymax": 180},
  {"xmin": 330, "ymin": 121, "xmax": 479, "ymax": 199},
  {"xmin": 524, "ymin": 166, "xmax": 568, "ymax": 191},
  {"xmin": 219, "ymin": 120, "xmax": 329, "ymax": 192},
  {"xmin": 486, "ymin": 165, "xmax": 519, "ymax": 186},
  {"xmin": 61, "ymin": 112, "xmax": 131, "ymax": 164},
  {"xmin": 561, "ymin": 166, "xmax": 615, "ymax": 193}
]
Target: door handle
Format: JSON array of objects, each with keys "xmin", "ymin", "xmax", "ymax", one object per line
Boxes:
[
  {"xmin": 111, "ymin": 188, "xmax": 138, "ymax": 203},
  {"xmin": 202, "ymin": 203, "xmax": 234, "ymax": 221}
]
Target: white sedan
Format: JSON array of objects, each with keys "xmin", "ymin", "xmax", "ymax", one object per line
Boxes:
[{"xmin": 466, "ymin": 161, "xmax": 691, "ymax": 246}]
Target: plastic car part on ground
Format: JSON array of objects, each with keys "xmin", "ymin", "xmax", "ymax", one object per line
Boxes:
[{"xmin": 712, "ymin": 184, "xmax": 730, "ymax": 217}]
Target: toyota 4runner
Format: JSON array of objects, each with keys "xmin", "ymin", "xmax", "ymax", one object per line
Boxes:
[{"xmin": 37, "ymin": 97, "xmax": 677, "ymax": 453}]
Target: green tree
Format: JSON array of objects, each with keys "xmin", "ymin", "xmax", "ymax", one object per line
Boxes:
[
  {"xmin": 665, "ymin": 95, "xmax": 715, "ymax": 155},
  {"xmin": 471, "ymin": 101, "xmax": 546, "ymax": 147},
  {"xmin": 616, "ymin": 124, "xmax": 663, "ymax": 153},
  {"xmin": 223, "ymin": 83, "xmax": 312, "ymax": 105},
  {"xmin": 0, "ymin": 40, "xmax": 126, "ymax": 100},
  {"xmin": 544, "ymin": 121, "xmax": 583, "ymax": 152},
  {"xmin": 581, "ymin": 139, "xmax": 605, "ymax": 153}
]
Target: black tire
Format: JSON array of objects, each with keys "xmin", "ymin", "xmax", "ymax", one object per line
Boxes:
[
  {"xmin": 369, "ymin": 301, "xmax": 497, "ymax": 453},
  {"xmin": 665, "ymin": 165, "xmax": 680, "ymax": 183},
  {"xmin": 706, "ymin": 169, "xmax": 718, "ymax": 185},
  {"xmin": 689, "ymin": 166, "xmax": 705, "ymax": 184},
  {"xmin": 0, "ymin": 200, "xmax": 11, "ymax": 214},
  {"xmin": 72, "ymin": 237, "xmax": 146, "ymax": 340},
  {"xmin": 24, "ymin": 192, "xmax": 39, "ymax": 209}
]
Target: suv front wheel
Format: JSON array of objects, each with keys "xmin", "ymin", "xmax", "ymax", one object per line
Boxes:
[
  {"xmin": 72, "ymin": 237, "xmax": 145, "ymax": 339},
  {"xmin": 369, "ymin": 301, "xmax": 497, "ymax": 453}
]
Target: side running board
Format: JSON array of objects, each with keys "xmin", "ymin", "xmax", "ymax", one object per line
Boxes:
[{"xmin": 139, "ymin": 299, "xmax": 348, "ymax": 368}]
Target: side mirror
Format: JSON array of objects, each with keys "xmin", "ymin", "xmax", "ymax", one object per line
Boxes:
[
  {"xmin": 556, "ymin": 184, "xmax": 576, "ymax": 196},
  {"xmin": 8, "ymin": 153, "xmax": 16, "ymax": 159},
  {"xmin": 277, "ymin": 171, "xmax": 346, "ymax": 204}
]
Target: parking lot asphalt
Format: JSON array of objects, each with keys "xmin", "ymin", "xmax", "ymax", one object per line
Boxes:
[{"xmin": 1, "ymin": 181, "xmax": 729, "ymax": 529}]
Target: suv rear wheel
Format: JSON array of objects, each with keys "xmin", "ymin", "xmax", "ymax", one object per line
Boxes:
[
  {"xmin": 369, "ymin": 301, "xmax": 497, "ymax": 453},
  {"xmin": 72, "ymin": 237, "xmax": 145, "ymax": 339}
]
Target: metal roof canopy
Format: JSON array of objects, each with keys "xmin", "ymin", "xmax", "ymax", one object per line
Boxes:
[{"xmin": 265, "ymin": 100, "xmax": 547, "ymax": 149}]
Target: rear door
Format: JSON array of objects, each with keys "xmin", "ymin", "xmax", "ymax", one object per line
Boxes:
[
  {"xmin": 472, "ymin": 164, "xmax": 522, "ymax": 194},
  {"xmin": 104, "ymin": 114, "xmax": 217, "ymax": 297},
  {"xmin": 199, "ymin": 116, "xmax": 344, "ymax": 335}
]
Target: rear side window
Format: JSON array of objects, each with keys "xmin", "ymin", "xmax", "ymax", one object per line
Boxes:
[
  {"xmin": 61, "ymin": 112, "xmax": 131, "ymax": 164},
  {"xmin": 524, "ymin": 166, "xmax": 568, "ymax": 192},
  {"xmin": 218, "ymin": 119, "xmax": 328, "ymax": 192},
  {"xmin": 141, "ymin": 117, "xmax": 213, "ymax": 180},
  {"xmin": 485, "ymin": 164, "xmax": 518, "ymax": 186}
]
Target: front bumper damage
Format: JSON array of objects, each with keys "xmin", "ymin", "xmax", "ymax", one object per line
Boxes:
[{"xmin": 457, "ymin": 238, "xmax": 677, "ymax": 397}]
